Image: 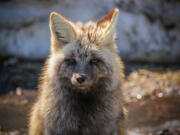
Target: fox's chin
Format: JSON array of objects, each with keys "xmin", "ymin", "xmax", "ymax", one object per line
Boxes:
[
  {"xmin": 77, "ymin": 86, "xmax": 87, "ymax": 90},
  {"xmin": 72, "ymin": 84, "xmax": 90, "ymax": 89}
]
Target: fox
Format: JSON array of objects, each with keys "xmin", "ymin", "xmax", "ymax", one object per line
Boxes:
[{"xmin": 29, "ymin": 8, "xmax": 127, "ymax": 135}]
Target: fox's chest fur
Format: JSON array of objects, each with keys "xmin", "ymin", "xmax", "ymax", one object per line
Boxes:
[{"xmin": 42, "ymin": 86, "xmax": 121, "ymax": 135}]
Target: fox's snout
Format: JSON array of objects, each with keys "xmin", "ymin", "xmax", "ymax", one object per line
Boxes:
[
  {"xmin": 71, "ymin": 73, "xmax": 90, "ymax": 88},
  {"xmin": 76, "ymin": 75, "xmax": 86, "ymax": 84}
]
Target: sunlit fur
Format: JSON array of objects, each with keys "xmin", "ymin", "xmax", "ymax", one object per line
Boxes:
[{"xmin": 29, "ymin": 8, "xmax": 127, "ymax": 135}]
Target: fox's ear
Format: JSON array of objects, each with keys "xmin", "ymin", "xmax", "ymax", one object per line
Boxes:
[
  {"xmin": 97, "ymin": 8, "xmax": 119, "ymax": 45},
  {"xmin": 49, "ymin": 12, "xmax": 77, "ymax": 51}
]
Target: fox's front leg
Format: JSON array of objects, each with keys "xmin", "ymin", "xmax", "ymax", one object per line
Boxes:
[
  {"xmin": 29, "ymin": 103, "xmax": 43, "ymax": 135},
  {"xmin": 117, "ymin": 108, "xmax": 127, "ymax": 135},
  {"xmin": 117, "ymin": 122, "xmax": 126, "ymax": 135}
]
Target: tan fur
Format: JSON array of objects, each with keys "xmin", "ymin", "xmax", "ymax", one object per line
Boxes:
[
  {"xmin": 29, "ymin": 8, "xmax": 126, "ymax": 135},
  {"xmin": 29, "ymin": 102, "xmax": 43, "ymax": 135}
]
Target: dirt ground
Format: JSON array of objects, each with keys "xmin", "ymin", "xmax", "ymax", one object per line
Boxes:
[{"xmin": 0, "ymin": 57, "xmax": 180, "ymax": 135}]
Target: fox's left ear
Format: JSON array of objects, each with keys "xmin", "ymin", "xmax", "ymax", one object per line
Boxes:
[
  {"xmin": 97, "ymin": 8, "xmax": 119, "ymax": 45},
  {"xmin": 49, "ymin": 12, "xmax": 78, "ymax": 52}
]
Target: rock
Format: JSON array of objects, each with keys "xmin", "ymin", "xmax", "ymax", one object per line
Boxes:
[
  {"xmin": 0, "ymin": 0, "xmax": 180, "ymax": 63},
  {"xmin": 116, "ymin": 0, "xmax": 180, "ymax": 63},
  {"xmin": 116, "ymin": 11, "xmax": 180, "ymax": 63}
]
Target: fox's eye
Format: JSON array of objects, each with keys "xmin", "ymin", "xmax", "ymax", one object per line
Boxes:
[
  {"xmin": 89, "ymin": 59, "xmax": 101, "ymax": 66},
  {"xmin": 64, "ymin": 58, "xmax": 76, "ymax": 65}
]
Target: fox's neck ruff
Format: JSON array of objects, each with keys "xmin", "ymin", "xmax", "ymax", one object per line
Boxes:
[
  {"xmin": 58, "ymin": 77, "xmax": 116, "ymax": 108},
  {"xmin": 56, "ymin": 79, "xmax": 116, "ymax": 123}
]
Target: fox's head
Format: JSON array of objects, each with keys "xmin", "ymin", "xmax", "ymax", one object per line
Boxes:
[{"xmin": 47, "ymin": 8, "xmax": 123, "ymax": 91}]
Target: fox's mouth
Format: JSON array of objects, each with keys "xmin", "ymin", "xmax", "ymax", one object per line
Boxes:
[{"xmin": 71, "ymin": 81, "xmax": 90, "ymax": 89}]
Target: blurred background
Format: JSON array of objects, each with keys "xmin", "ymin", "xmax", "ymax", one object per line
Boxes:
[{"xmin": 0, "ymin": 0, "xmax": 180, "ymax": 135}]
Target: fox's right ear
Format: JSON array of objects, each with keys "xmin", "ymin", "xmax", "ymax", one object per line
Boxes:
[{"xmin": 49, "ymin": 12, "xmax": 77, "ymax": 51}]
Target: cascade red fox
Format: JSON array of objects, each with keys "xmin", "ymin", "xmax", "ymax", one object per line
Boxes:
[{"xmin": 29, "ymin": 8, "xmax": 127, "ymax": 135}]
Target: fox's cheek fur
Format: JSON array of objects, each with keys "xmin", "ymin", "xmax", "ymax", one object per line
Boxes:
[{"xmin": 57, "ymin": 61, "xmax": 74, "ymax": 79}]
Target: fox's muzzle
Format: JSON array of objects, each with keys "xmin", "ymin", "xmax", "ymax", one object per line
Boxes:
[{"xmin": 71, "ymin": 73, "xmax": 91, "ymax": 88}]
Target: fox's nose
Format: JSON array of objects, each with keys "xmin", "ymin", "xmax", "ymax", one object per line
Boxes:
[{"xmin": 76, "ymin": 75, "xmax": 86, "ymax": 84}]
